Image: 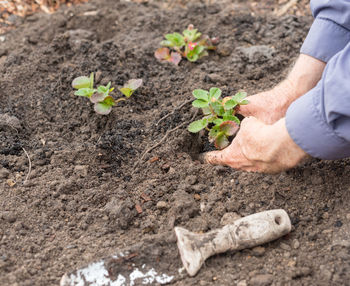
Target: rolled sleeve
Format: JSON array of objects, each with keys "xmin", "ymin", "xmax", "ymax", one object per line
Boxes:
[
  {"xmin": 301, "ymin": 18, "xmax": 350, "ymax": 62},
  {"xmin": 301, "ymin": 0, "xmax": 350, "ymax": 62}
]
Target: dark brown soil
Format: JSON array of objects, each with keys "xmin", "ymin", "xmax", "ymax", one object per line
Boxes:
[{"xmin": 0, "ymin": 0, "xmax": 349, "ymax": 285}]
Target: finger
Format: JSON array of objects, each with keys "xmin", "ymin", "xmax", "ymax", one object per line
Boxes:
[
  {"xmin": 203, "ymin": 150, "xmax": 226, "ymax": 166},
  {"xmin": 236, "ymin": 104, "xmax": 252, "ymax": 117}
]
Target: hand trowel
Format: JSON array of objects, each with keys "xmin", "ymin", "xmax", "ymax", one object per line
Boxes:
[{"xmin": 60, "ymin": 209, "xmax": 291, "ymax": 285}]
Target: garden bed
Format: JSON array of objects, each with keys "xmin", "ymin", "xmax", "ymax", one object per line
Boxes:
[{"xmin": 0, "ymin": 0, "xmax": 349, "ymax": 285}]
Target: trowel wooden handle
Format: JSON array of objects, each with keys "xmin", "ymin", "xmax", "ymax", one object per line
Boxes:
[{"xmin": 175, "ymin": 209, "xmax": 291, "ymax": 276}]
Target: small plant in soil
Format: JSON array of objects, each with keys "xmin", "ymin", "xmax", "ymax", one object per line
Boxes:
[
  {"xmin": 72, "ymin": 73, "xmax": 142, "ymax": 115},
  {"xmin": 155, "ymin": 24, "xmax": 218, "ymax": 65},
  {"xmin": 188, "ymin": 87, "xmax": 249, "ymax": 149}
]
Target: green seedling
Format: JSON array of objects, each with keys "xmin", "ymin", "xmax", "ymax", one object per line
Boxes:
[
  {"xmin": 188, "ymin": 87, "xmax": 249, "ymax": 149},
  {"xmin": 119, "ymin": 79, "xmax": 143, "ymax": 98},
  {"xmin": 72, "ymin": 73, "xmax": 142, "ymax": 115},
  {"xmin": 155, "ymin": 24, "xmax": 218, "ymax": 65}
]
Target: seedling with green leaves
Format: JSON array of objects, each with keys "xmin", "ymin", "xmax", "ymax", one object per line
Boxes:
[
  {"xmin": 72, "ymin": 73, "xmax": 142, "ymax": 115},
  {"xmin": 188, "ymin": 87, "xmax": 249, "ymax": 149},
  {"xmin": 155, "ymin": 24, "xmax": 218, "ymax": 65}
]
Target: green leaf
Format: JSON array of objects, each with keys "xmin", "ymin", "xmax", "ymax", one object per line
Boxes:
[
  {"xmin": 119, "ymin": 87, "xmax": 133, "ymax": 98},
  {"xmin": 97, "ymin": 86, "xmax": 108, "ymax": 94},
  {"xmin": 223, "ymin": 113, "xmax": 240, "ymax": 124},
  {"xmin": 188, "ymin": 118, "xmax": 208, "ymax": 133},
  {"xmin": 215, "ymin": 133, "xmax": 230, "ymax": 149},
  {"xmin": 192, "ymin": 99, "xmax": 209, "ymax": 108},
  {"xmin": 220, "ymin": 121, "xmax": 239, "ymax": 136},
  {"xmin": 232, "ymin": 91, "xmax": 248, "ymax": 103},
  {"xmin": 94, "ymin": 102, "xmax": 112, "ymax": 115},
  {"xmin": 97, "ymin": 82, "xmax": 112, "ymax": 95},
  {"xmin": 160, "ymin": 40, "xmax": 173, "ymax": 47},
  {"xmin": 201, "ymin": 107, "xmax": 211, "ymax": 115},
  {"xmin": 72, "ymin": 76, "xmax": 91, "ymax": 89},
  {"xmin": 240, "ymin": 99, "xmax": 249, "ymax": 105},
  {"xmin": 213, "ymin": 118, "xmax": 224, "ymax": 125},
  {"xmin": 211, "ymin": 101, "xmax": 225, "ymax": 116},
  {"xmin": 193, "ymin": 45, "xmax": 205, "ymax": 55},
  {"xmin": 89, "ymin": 72, "xmax": 94, "ymax": 89},
  {"xmin": 209, "ymin": 87, "xmax": 221, "ymax": 101},
  {"xmin": 165, "ymin": 33, "xmax": 185, "ymax": 47},
  {"xmin": 186, "ymin": 45, "xmax": 205, "ymax": 62},
  {"xmin": 103, "ymin": 96, "xmax": 115, "ymax": 106},
  {"xmin": 224, "ymin": 99, "xmax": 238, "ymax": 110},
  {"xmin": 208, "ymin": 125, "xmax": 220, "ymax": 141},
  {"xmin": 187, "ymin": 54, "xmax": 199, "ymax": 62},
  {"xmin": 192, "ymin": 89, "xmax": 209, "ymax": 101},
  {"xmin": 206, "ymin": 116, "xmax": 217, "ymax": 123},
  {"xmin": 183, "ymin": 29, "xmax": 201, "ymax": 42},
  {"xmin": 74, "ymin": 88, "xmax": 95, "ymax": 97}
]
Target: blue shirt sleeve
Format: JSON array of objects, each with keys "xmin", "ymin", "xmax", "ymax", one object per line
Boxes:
[
  {"xmin": 286, "ymin": 41, "xmax": 350, "ymax": 159},
  {"xmin": 301, "ymin": 0, "xmax": 350, "ymax": 62}
]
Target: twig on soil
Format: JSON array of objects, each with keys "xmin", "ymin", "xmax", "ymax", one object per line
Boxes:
[
  {"xmin": 156, "ymin": 99, "xmax": 192, "ymax": 126},
  {"xmin": 22, "ymin": 147, "xmax": 32, "ymax": 185},
  {"xmin": 132, "ymin": 110, "xmax": 198, "ymax": 174},
  {"xmin": 274, "ymin": 0, "xmax": 298, "ymax": 17}
]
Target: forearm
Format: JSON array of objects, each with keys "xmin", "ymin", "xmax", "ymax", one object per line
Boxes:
[
  {"xmin": 271, "ymin": 54, "xmax": 326, "ymax": 116},
  {"xmin": 238, "ymin": 54, "xmax": 325, "ymax": 124}
]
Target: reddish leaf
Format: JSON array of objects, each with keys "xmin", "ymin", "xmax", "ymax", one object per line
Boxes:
[
  {"xmin": 126, "ymin": 79, "xmax": 143, "ymax": 90},
  {"xmin": 170, "ymin": 52, "xmax": 182, "ymax": 65},
  {"xmin": 90, "ymin": 92, "xmax": 106, "ymax": 103},
  {"xmin": 220, "ymin": 121, "xmax": 239, "ymax": 136},
  {"xmin": 155, "ymin": 47, "xmax": 170, "ymax": 60},
  {"xmin": 214, "ymin": 133, "xmax": 230, "ymax": 150}
]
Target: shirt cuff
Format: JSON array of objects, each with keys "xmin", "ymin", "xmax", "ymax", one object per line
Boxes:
[
  {"xmin": 300, "ymin": 17, "xmax": 350, "ymax": 62},
  {"xmin": 286, "ymin": 85, "xmax": 350, "ymax": 160}
]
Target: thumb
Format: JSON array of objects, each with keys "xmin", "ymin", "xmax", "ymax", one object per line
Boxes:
[{"xmin": 201, "ymin": 148, "xmax": 228, "ymax": 166}]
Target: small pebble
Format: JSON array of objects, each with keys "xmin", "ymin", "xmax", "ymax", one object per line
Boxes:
[
  {"xmin": 280, "ymin": 242, "xmax": 291, "ymax": 251},
  {"xmin": 156, "ymin": 201, "xmax": 168, "ymax": 210},
  {"xmin": 237, "ymin": 280, "xmax": 247, "ymax": 286},
  {"xmin": 74, "ymin": 165, "xmax": 88, "ymax": 177},
  {"xmin": 291, "ymin": 267, "xmax": 312, "ymax": 279},
  {"xmin": 334, "ymin": 220, "xmax": 343, "ymax": 227},
  {"xmin": 251, "ymin": 246, "xmax": 266, "ymax": 257},
  {"xmin": 0, "ymin": 168, "xmax": 10, "ymax": 179},
  {"xmin": 322, "ymin": 212, "xmax": 329, "ymax": 219},
  {"xmin": 2, "ymin": 212, "xmax": 17, "ymax": 223},
  {"xmin": 292, "ymin": 239, "xmax": 300, "ymax": 249},
  {"xmin": 185, "ymin": 175, "xmax": 197, "ymax": 185},
  {"xmin": 250, "ymin": 274, "xmax": 273, "ymax": 286}
]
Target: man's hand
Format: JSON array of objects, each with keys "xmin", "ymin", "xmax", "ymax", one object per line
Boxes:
[
  {"xmin": 204, "ymin": 117, "xmax": 308, "ymax": 173},
  {"xmin": 238, "ymin": 54, "xmax": 326, "ymax": 124}
]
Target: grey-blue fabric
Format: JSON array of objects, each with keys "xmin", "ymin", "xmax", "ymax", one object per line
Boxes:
[{"xmin": 286, "ymin": 0, "xmax": 350, "ymax": 159}]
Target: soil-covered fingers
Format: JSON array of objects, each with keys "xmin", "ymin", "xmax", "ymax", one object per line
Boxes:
[{"xmin": 203, "ymin": 135, "xmax": 254, "ymax": 170}]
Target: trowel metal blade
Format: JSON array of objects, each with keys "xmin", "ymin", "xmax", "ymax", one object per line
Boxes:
[{"xmin": 60, "ymin": 232, "xmax": 184, "ymax": 286}]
